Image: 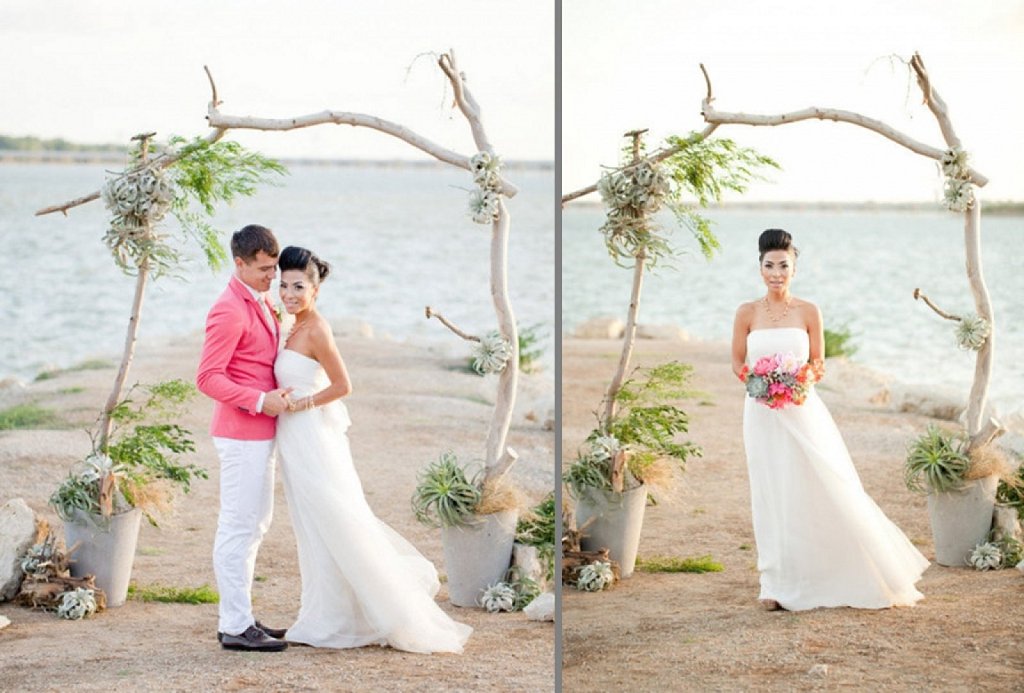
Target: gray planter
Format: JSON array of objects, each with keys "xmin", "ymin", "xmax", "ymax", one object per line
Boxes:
[
  {"xmin": 64, "ymin": 508, "xmax": 142, "ymax": 607},
  {"xmin": 927, "ymin": 474, "xmax": 998, "ymax": 567},
  {"xmin": 441, "ymin": 509, "xmax": 518, "ymax": 607},
  {"xmin": 575, "ymin": 484, "xmax": 647, "ymax": 578}
]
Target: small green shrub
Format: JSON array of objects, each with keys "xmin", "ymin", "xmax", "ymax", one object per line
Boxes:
[
  {"xmin": 565, "ymin": 361, "xmax": 702, "ymax": 498},
  {"xmin": 996, "ymin": 461, "xmax": 1024, "ymax": 522},
  {"xmin": 635, "ymin": 554, "xmax": 724, "ymax": 573},
  {"xmin": 0, "ymin": 403, "xmax": 62, "ymax": 430},
  {"xmin": 50, "ymin": 380, "xmax": 207, "ymax": 525},
  {"xmin": 824, "ymin": 324, "xmax": 858, "ymax": 358},
  {"xmin": 517, "ymin": 323, "xmax": 545, "ymax": 373},
  {"xmin": 36, "ymin": 359, "xmax": 114, "ymax": 381},
  {"xmin": 516, "ymin": 493, "xmax": 556, "ymax": 581},
  {"xmin": 128, "ymin": 583, "xmax": 218, "ymax": 604}
]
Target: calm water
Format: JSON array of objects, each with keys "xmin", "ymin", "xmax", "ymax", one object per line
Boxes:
[
  {"xmin": 563, "ymin": 205, "xmax": 1023, "ymax": 419},
  {"xmin": 0, "ymin": 163, "xmax": 554, "ymax": 381}
]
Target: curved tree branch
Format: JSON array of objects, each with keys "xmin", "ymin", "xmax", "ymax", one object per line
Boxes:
[
  {"xmin": 913, "ymin": 288, "xmax": 961, "ymax": 322},
  {"xmin": 561, "ymin": 123, "xmax": 719, "ymax": 205},
  {"xmin": 203, "ymin": 64, "xmax": 221, "ymax": 108},
  {"xmin": 438, "ymin": 50, "xmax": 490, "ymax": 153},
  {"xmin": 425, "ymin": 306, "xmax": 481, "ymax": 342},
  {"xmin": 35, "ymin": 127, "xmax": 227, "ymax": 216},
  {"xmin": 699, "ymin": 65, "xmax": 987, "ymax": 187}
]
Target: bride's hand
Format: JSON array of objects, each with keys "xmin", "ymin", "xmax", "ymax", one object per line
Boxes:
[{"xmin": 263, "ymin": 387, "xmax": 294, "ymax": 416}]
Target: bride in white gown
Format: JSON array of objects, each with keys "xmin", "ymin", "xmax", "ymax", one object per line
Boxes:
[
  {"xmin": 731, "ymin": 229, "xmax": 929, "ymax": 612},
  {"xmin": 273, "ymin": 245, "xmax": 471, "ymax": 652}
]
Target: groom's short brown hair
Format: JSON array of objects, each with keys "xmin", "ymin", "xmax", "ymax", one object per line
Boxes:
[{"xmin": 231, "ymin": 225, "xmax": 280, "ymax": 261}]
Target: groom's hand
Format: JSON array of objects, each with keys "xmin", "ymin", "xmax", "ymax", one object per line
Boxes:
[{"xmin": 262, "ymin": 388, "xmax": 294, "ymax": 416}]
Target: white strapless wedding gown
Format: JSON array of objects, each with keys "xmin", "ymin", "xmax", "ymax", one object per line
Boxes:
[
  {"xmin": 743, "ymin": 328, "xmax": 929, "ymax": 611},
  {"xmin": 274, "ymin": 349, "xmax": 472, "ymax": 652}
]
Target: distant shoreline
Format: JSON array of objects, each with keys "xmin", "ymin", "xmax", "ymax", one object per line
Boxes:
[
  {"xmin": 0, "ymin": 150, "xmax": 553, "ymax": 170},
  {"xmin": 565, "ymin": 198, "xmax": 1024, "ymax": 214}
]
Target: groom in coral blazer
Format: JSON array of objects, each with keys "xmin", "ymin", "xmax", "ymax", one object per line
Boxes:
[{"xmin": 197, "ymin": 224, "xmax": 292, "ymax": 652}]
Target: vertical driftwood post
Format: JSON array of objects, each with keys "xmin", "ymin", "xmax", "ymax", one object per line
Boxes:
[
  {"xmin": 436, "ymin": 52, "xmax": 520, "ymax": 486},
  {"xmin": 96, "ymin": 132, "xmax": 156, "ymax": 454},
  {"xmin": 602, "ymin": 129, "xmax": 647, "ymax": 425},
  {"xmin": 483, "ymin": 198, "xmax": 520, "ymax": 483},
  {"xmin": 909, "ymin": 53, "xmax": 996, "ymax": 447},
  {"xmin": 961, "ymin": 200, "xmax": 995, "ymax": 445}
]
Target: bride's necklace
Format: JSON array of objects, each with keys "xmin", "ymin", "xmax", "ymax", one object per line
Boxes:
[
  {"xmin": 763, "ymin": 295, "xmax": 792, "ymax": 324},
  {"xmin": 286, "ymin": 315, "xmax": 313, "ymax": 343}
]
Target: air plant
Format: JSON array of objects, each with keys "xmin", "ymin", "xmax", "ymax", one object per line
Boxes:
[
  {"xmin": 479, "ymin": 582, "xmax": 517, "ymax": 613},
  {"xmin": 471, "ymin": 331, "xmax": 514, "ymax": 375},
  {"xmin": 955, "ymin": 314, "xmax": 991, "ymax": 351},
  {"xmin": 56, "ymin": 588, "xmax": 99, "ymax": 620},
  {"xmin": 20, "ymin": 536, "xmax": 61, "ymax": 579},
  {"xmin": 967, "ymin": 542, "xmax": 1002, "ymax": 571},
  {"xmin": 411, "ymin": 451, "xmax": 482, "ymax": 528},
  {"xmin": 904, "ymin": 425, "xmax": 971, "ymax": 494},
  {"xmin": 467, "ymin": 150, "xmax": 503, "ymax": 224},
  {"xmin": 576, "ymin": 561, "xmax": 615, "ymax": 592}
]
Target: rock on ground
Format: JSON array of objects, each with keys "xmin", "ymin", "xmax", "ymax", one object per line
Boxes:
[
  {"xmin": 573, "ymin": 317, "xmax": 624, "ymax": 339},
  {"xmin": 524, "ymin": 592, "xmax": 554, "ymax": 621},
  {"xmin": 0, "ymin": 498, "xmax": 39, "ymax": 601}
]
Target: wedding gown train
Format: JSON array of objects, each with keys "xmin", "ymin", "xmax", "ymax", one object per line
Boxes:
[
  {"xmin": 274, "ymin": 348, "xmax": 472, "ymax": 652},
  {"xmin": 743, "ymin": 327, "xmax": 929, "ymax": 611}
]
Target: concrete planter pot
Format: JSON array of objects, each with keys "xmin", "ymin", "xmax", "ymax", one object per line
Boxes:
[
  {"xmin": 927, "ymin": 474, "xmax": 998, "ymax": 566},
  {"xmin": 575, "ymin": 484, "xmax": 647, "ymax": 578},
  {"xmin": 64, "ymin": 508, "xmax": 142, "ymax": 607},
  {"xmin": 441, "ymin": 509, "xmax": 518, "ymax": 607}
]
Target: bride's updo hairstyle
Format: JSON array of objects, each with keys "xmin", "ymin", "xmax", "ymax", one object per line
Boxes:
[
  {"xmin": 758, "ymin": 228, "xmax": 799, "ymax": 263},
  {"xmin": 278, "ymin": 245, "xmax": 332, "ymax": 286}
]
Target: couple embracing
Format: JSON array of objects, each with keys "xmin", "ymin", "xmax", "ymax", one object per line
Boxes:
[{"xmin": 196, "ymin": 224, "xmax": 471, "ymax": 654}]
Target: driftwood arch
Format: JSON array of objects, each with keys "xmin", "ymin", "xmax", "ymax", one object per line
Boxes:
[
  {"xmin": 39, "ymin": 51, "xmax": 521, "ymax": 485},
  {"xmin": 563, "ymin": 52, "xmax": 1001, "ymax": 451}
]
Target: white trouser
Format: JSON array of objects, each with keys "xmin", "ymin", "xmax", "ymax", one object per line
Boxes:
[{"xmin": 212, "ymin": 437, "xmax": 275, "ymax": 635}]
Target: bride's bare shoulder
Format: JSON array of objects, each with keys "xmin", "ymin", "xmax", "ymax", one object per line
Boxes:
[
  {"xmin": 735, "ymin": 300, "xmax": 759, "ymax": 317},
  {"xmin": 792, "ymin": 297, "xmax": 823, "ymax": 322},
  {"xmin": 791, "ymin": 296, "xmax": 820, "ymax": 312}
]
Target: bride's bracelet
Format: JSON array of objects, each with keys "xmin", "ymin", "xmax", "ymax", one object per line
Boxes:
[{"xmin": 287, "ymin": 396, "xmax": 316, "ymax": 412}]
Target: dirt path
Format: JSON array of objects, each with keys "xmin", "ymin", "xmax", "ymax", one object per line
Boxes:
[
  {"xmin": 0, "ymin": 329, "xmax": 554, "ymax": 692},
  {"xmin": 562, "ymin": 337, "xmax": 1023, "ymax": 691}
]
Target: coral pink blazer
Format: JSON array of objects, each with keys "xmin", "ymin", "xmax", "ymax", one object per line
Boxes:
[{"xmin": 196, "ymin": 276, "xmax": 279, "ymax": 440}]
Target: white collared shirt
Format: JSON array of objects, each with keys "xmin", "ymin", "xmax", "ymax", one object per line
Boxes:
[{"xmin": 239, "ymin": 278, "xmax": 273, "ymax": 413}]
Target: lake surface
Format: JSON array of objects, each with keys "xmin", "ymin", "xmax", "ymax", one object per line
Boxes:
[
  {"xmin": 0, "ymin": 162, "xmax": 554, "ymax": 381},
  {"xmin": 563, "ymin": 205, "xmax": 1023, "ymax": 420}
]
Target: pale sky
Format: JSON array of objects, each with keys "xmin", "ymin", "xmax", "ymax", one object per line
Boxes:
[
  {"xmin": 563, "ymin": 0, "xmax": 1024, "ymax": 202},
  {"xmin": 0, "ymin": 1, "xmax": 554, "ymax": 162}
]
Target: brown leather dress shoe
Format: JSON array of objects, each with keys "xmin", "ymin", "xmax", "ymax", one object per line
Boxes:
[
  {"xmin": 255, "ymin": 620, "xmax": 287, "ymax": 640},
  {"xmin": 220, "ymin": 625, "xmax": 288, "ymax": 652}
]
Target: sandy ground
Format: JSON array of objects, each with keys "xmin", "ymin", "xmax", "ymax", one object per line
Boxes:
[
  {"xmin": 0, "ymin": 326, "xmax": 554, "ymax": 692},
  {"xmin": 561, "ymin": 337, "xmax": 1024, "ymax": 692}
]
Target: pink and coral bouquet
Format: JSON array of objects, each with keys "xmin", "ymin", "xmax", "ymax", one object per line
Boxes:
[{"xmin": 739, "ymin": 352, "xmax": 824, "ymax": 409}]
